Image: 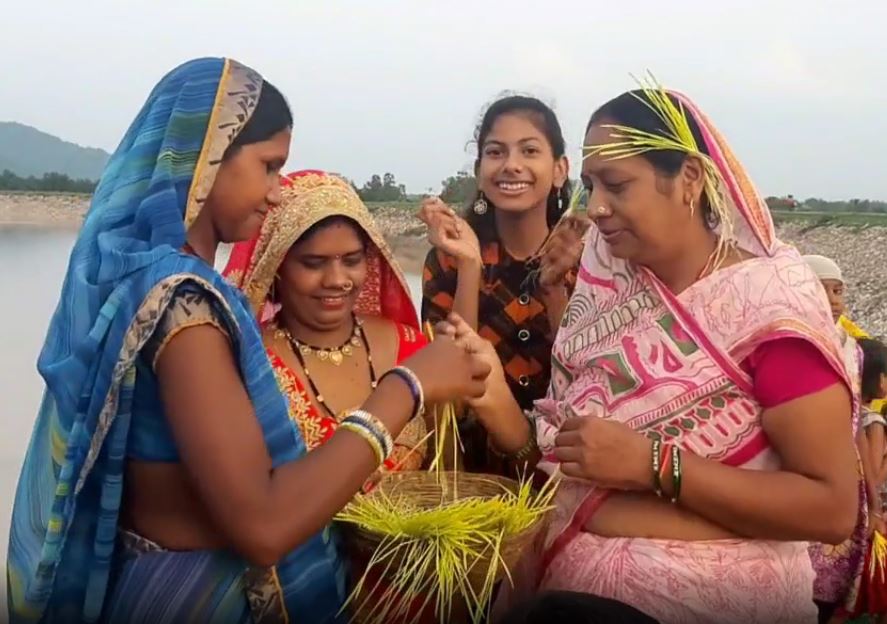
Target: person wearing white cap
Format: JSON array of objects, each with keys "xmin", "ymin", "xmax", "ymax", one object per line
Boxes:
[
  {"xmin": 804, "ymin": 255, "xmax": 883, "ymax": 409},
  {"xmin": 804, "ymin": 255, "xmax": 851, "ymax": 325},
  {"xmin": 805, "ymin": 254, "xmax": 887, "ymax": 620}
]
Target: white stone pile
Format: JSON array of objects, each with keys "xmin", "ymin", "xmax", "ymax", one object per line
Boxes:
[{"xmin": 780, "ymin": 223, "xmax": 887, "ymax": 338}]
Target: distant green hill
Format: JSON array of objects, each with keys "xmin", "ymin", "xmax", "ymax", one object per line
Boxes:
[{"xmin": 0, "ymin": 121, "xmax": 109, "ymax": 180}]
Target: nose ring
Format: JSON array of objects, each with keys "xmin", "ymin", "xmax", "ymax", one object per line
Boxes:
[
  {"xmin": 595, "ymin": 205, "xmax": 607, "ymax": 216},
  {"xmin": 341, "ymin": 281, "xmax": 354, "ymax": 293}
]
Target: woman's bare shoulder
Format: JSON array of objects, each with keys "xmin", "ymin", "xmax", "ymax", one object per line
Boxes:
[
  {"xmin": 358, "ymin": 314, "xmax": 398, "ymax": 338},
  {"xmin": 357, "ymin": 315, "xmax": 399, "ymax": 359}
]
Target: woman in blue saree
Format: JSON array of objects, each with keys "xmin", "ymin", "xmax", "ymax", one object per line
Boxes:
[{"xmin": 7, "ymin": 57, "xmax": 489, "ymax": 624}]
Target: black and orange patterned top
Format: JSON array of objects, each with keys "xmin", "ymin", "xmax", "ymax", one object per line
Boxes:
[{"xmin": 422, "ymin": 241, "xmax": 574, "ymax": 470}]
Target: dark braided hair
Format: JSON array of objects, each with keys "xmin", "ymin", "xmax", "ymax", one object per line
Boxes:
[{"xmin": 860, "ymin": 337, "xmax": 887, "ymax": 404}]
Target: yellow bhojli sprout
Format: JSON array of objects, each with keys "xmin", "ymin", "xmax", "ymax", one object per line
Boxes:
[
  {"xmin": 521, "ymin": 183, "xmax": 590, "ymax": 291},
  {"xmin": 336, "ymin": 475, "xmax": 557, "ymax": 624},
  {"xmin": 583, "ymin": 71, "xmax": 735, "ymax": 274},
  {"xmin": 870, "ymin": 531, "xmax": 887, "ymax": 582},
  {"xmin": 540, "ymin": 183, "xmax": 589, "ymax": 240},
  {"xmin": 336, "ymin": 323, "xmax": 558, "ymax": 623},
  {"xmin": 422, "ymin": 321, "xmax": 463, "ymax": 494},
  {"xmin": 565, "ymin": 180, "xmax": 589, "ymax": 217}
]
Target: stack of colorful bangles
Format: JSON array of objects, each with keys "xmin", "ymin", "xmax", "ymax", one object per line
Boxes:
[
  {"xmin": 651, "ymin": 439, "xmax": 682, "ymax": 503},
  {"xmin": 339, "ymin": 365, "xmax": 424, "ymax": 466}
]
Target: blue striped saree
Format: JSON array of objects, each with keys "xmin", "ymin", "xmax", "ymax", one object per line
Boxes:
[{"xmin": 6, "ymin": 57, "xmax": 346, "ymax": 623}]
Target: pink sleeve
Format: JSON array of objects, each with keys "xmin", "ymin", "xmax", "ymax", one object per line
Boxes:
[{"xmin": 741, "ymin": 338, "xmax": 843, "ymax": 408}]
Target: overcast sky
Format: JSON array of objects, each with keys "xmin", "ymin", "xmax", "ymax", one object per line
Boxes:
[{"xmin": 2, "ymin": 1, "xmax": 886, "ymax": 200}]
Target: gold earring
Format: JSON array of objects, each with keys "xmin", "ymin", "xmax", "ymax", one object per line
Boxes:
[{"xmin": 689, "ymin": 198, "xmax": 696, "ymax": 216}]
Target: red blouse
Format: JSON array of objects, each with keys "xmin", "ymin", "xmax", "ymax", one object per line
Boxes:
[{"xmin": 742, "ymin": 337, "xmax": 843, "ymax": 408}]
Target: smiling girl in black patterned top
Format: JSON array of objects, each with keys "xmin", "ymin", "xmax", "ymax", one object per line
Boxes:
[{"xmin": 419, "ymin": 95, "xmax": 586, "ymax": 473}]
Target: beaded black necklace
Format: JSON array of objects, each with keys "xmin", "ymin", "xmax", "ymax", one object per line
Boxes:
[{"xmin": 279, "ymin": 315, "xmax": 378, "ymax": 419}]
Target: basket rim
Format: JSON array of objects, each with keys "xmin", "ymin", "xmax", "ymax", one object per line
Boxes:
[{"xmin": 336, "ymin": 470, "xmax": 550, "ymax": 545}]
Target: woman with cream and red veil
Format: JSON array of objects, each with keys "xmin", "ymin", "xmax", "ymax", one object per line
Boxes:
[{"xmin": 225, "ymin": 170, "xmax": 429, "ymax": 481}]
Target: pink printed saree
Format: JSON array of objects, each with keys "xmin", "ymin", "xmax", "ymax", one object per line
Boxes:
[{"xmin": 511, "ymin": 96, "xmax": 856, "ymax": 624}]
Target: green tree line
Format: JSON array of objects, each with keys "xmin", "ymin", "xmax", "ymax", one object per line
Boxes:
[
  {"xmin": 3, "ymin": 166, "xmax": 886, "ymax": 214},
  {"xmin": 0, "ymin": 169, "xmax": 97, "ymax": 193},
  {"xmin": 764, "ymin": 195, "xmax": 887, "ymax": 214},
  {"xmin": 352, "ymin": 172, "xmax": 407, "ymax": 202},
  {"xmin": 440, "ymin": 171, "xmax": 887, "ymax": 214}
]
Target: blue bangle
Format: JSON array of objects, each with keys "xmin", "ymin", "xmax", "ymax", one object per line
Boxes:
[
  {"xmin": 341, "ymin": 414, "xmax": 392, "ymax": 460},
  {"xmin": 381, "ymin": 366, "xmax": 424, "ymax": 420}
]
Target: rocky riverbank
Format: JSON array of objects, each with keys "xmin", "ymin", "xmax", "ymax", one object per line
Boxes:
[
  {"xmin": 780, "ymin": 222, "xmax": 886, "ymax": 336},
  {"xmin": 2, "ymin": 193, "xmax": 885, "ymax": 336}
]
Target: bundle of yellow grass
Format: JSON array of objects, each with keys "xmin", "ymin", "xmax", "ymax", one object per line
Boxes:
[{"xmin": 334, "ymin": 326, "xmax": 556, "ymax": 624}]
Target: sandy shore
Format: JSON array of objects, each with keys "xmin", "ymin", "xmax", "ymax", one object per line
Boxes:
[
  {"xmin": 0, "ymin": 193, "xmax": 432, "ymax": 269},
  {"xmin": 0, "ymin": 193, "xmax": 88, "ymax": 229},
  {"xmin": 386, "ymin": 236, "xmax": 429, "ymax": 274}
]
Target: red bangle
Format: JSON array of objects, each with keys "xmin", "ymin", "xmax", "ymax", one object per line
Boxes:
[{"xmin": 660, "ymin": 444, "xmax": 672, "ymax": 481}]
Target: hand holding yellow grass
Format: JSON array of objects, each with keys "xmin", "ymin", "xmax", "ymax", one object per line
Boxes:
[
  {"xmin": 522, "ymin": 184, "xmax": 589, "ymax": 292},
  {"xmin": 334, "ymin": 322, "xmax": 557, "ymax": 624}
]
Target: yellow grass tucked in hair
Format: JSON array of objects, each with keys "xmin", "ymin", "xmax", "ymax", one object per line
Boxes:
[
  {"xmin": 583, "ymin": 71, "xmax": 735, "ymax": 272},
  {"xmin": 552, "ymin": 181, "xmax": 588, "ymax": 220},
  {"xmin": 334, "ymin": 324, "xmax": 556, "ymax": 624}
]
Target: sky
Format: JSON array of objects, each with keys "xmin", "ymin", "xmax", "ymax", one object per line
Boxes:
[{"xmin": 2, "ymin": 0, "xmax": 886, "ymax": 200}]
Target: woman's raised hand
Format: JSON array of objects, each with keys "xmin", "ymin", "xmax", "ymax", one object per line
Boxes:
[
  {"xmin": 537, "ymin": 214, "xmax": 589, "ymax": 288},
  {"xmin": 434, "ymin": 312, "xmax": 509, "ymax": 412},
  {"xmin": 417, "ymin": 197, "xmax": 481, "ymax": 267},
  {"xmin": 402, "ymin": 329, "xmax": 491, "ymax": 405},
  {"xmin": 554, "ymin": 412, "xmax": 652, "ymax": 490}
]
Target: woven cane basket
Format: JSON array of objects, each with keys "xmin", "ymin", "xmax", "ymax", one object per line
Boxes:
[{"xmin": 340, "ymin": 471, "xmax": 548, "ymax": 623}]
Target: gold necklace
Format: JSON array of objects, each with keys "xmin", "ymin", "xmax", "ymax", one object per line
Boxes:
[
  {"xmin": 275, "ymin": 315, "xmax": 363, "ymax": 366},
  {"xmin": 696, "ymin": 240, "xmax": 736, "ymax": 281},
  {"xmin": 282, "ymin": 318, "xmax": 378, "ymax": 418}
]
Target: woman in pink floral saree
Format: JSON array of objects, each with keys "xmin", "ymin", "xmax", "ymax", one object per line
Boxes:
[{"xmin": 437, "ymin": 83, "xmax": 861, "ymax": 624}]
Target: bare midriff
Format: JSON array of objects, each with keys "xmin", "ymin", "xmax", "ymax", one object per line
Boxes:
[{"xmin": 121, "ymin": 461, "xmax": 228, "ymax": 550}]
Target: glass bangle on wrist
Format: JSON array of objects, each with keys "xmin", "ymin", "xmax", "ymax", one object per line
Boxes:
[
  {"xmin": 489, "ymin": 410, "xmax": 538, "ymax": 461},
  {"xmin": 651, "ymin": 439, "xmax": 664, "ymax": 498},
  {"xmin": 380, "ymin": 366, "xmax": 425, "ymax": 420},
  {"xmin": 339, "ymin": 421, "xmax": 386, "ymax": 465},
  {"xmin": 341, "ymin": 409, "xmax": 394, "ymax": 462}
]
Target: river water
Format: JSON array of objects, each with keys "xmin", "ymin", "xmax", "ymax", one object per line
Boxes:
[{"xmin": 0, "ymin": 226, "xmax": 423, "ymax": 610}]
